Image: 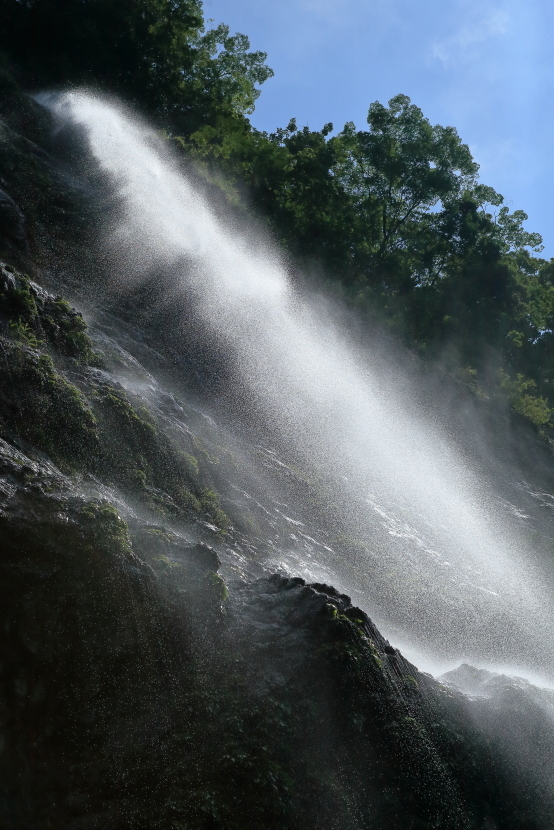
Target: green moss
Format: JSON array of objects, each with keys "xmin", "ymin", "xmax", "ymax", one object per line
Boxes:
[
  {"xmin": 79, "ymin": 501, "xmax": 132, "ymax": 556},
  {"xmin": 0, "ymin": 339, "xmax": 98, "ymax": 468},
  {"xmin": 176, "ymin": 486, "xmax": 202, "ymax": 512},
  {"xmin": 143, "ymin": 527, "xmax": 174, "ymax": 542},
  {"xmin": 0, "ymin": 268, "xmax": 229, "ymax": 525},
  {"xmin": 91, "ymin": 386, "xmax": 230, "ymax": 527},
  {"xmin": 0, "ymin": 264, "xmax": 101, "ymax": 364},
  {"xmin": 131, "ymin": 468, "xmax": 147, "ymax": 488},
  {"xmin": 179, "ymin": 451, "xmax": 199, "ymax": 477},
  {"xmin": 0, "ymin": 274, "xmax": 35, "ymax": 318},
  {"xmin": 204, "ymin": 571, "xmax": 229, "ymax": 603},
  {"xmin": 15, "ymin": 286, "xmax": 36, "ymax": 316},
  {"xmin": 199, "ymin": 488, "xmax": 230, "ymax": 530},
  {"xmin": 153, "ymin": 554, "xmax": 182, "ymax": 573},
  {"xmin": 98, "ymin": 389, "xmax": 157, "ymax": 443},
  {"xmin": 9, "ymin": 317, "xmax": 44, "ymax": 348}
]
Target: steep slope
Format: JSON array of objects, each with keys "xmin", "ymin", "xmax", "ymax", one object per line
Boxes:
[{"xmin": 0, "ymin": 73, "xmax": 553, "ymax": 830}]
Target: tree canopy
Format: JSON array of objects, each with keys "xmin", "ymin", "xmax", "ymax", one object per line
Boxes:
[
  {"xmin": 0, "ymin": 0, "xmax": 272, "ymax": 133},
  {"xmin": 1, "ymin": 0, "xmax": 553, "ymax": 430}
]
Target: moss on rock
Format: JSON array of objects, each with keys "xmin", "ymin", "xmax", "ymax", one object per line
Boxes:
[
  {"xmin": 0, "ymin": 264, "xmax": 230, "ymax": 526},
  {"xmin": 91, "ymin": 384, "xmax": 229, "ymax": 529},
  {"xmin": 0, "ymin": 338, "xmax": 98, "ymax": 467},
  {"xmin": 0, "ymin": 262, "xmax": 101, "ymax": 363}
]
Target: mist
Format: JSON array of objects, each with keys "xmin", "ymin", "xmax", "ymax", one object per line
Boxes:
[{"xmin": 47, "ymin": 90, "xmax": 554, "ymax": 683}]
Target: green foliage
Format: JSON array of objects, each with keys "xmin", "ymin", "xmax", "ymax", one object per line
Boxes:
[
  {"xmin": 198, "ymin": 23, "xmax": 274, "ymax": 117},
  {"xmin": 514, "ymin": 394, "xmax": 552, "ymax": 427},
  {"xmin": 4, "ymin": 0, "xmax": 551, "ymax": 425},
  {"xmin": 337, "ymin": 94, "xmax": 478, "ymax": 265},
  {"xmin": 4, "ymin": 0, "xmax": 554, "ymax": 442},
  {"xmin": 0, "ymin": 264, "xmax": 100, "ymax": 363},
  {"xmin": 456, "ymin": 367, "xmax": 487, "ymax": 400},
  {"xmin": 498, "ymin": 369, "xmax": 552, "ymax": 428},
  {"xmin": 0, "ymin": 0, "xmax": 272, "ymax": 137},
  {"xmin": 79, "ymin": 500, "xmax": 133, "ymax": 556},
  {"xmin": 472, "ymin": 185, "xmax": 544, "ymax": 253},
  {"xmin": 179, "ymin": 91, "xmax": 552, "ymax": 418},
  {"xmin": 9, "ymin": 317, "xmax": 44, "ymax": 348}
]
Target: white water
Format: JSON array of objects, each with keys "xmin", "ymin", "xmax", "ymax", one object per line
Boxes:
[{"xmin": 48, "ymin": 92, "xmax": 554, "ymax": 680}]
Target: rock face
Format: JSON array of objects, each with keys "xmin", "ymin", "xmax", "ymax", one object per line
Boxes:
[
  {"xmin": 440, "ymin": 664, "xmax": 554, "ymax": 824},
  {"xmin": 0, "ymin": 188, "xmax": 26, "ymax": 248},
  {"xmin": 0, "ymin": 438, "xmax": 230, "ymax": 830},
  {"xmin": 0, "ymin": 450, "xmax": 163, "ymax": 828},
  {"xmin": 0, "ymin": 71, "xmax": 554, "ymax": 830},
  {"xmin": 0, "ymin": 454, "xmax": 551, "ymax": 829}
]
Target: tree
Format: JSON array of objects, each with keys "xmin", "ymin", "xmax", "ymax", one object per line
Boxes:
[
  {"xmin": 198, "ymin": 24, "xmax": 273, "ymax": 117},
  {"xmin": 0, "ymin": 0, "xmax": 273, "ymax": 134},
  {"xmin": 334, "ymin": 95, "xmax": 479, "ymax": 269}
]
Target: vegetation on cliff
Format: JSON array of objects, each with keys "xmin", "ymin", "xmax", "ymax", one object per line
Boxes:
[
  {"xmin": 0, "ymin": 5, "xmax": 553, "ymax": 829},
  {"xmin": 1, "ymin": 0, "xmax": 554, "ymax": 435},
  {"xmin": 1, "ymin": 441, "xmax": 550, "ymax": 828},
  {"xmin": 0, "ymin": 260, "xmax": 229, "ymax": 528}
]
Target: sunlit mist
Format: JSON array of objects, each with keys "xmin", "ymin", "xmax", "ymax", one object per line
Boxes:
[{"xmin": 48, "ymin": 90, "xmax": 554, "ymax": 681}]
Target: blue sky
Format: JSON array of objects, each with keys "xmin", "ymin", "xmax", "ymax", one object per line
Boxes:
[{"xmin": 204, "ymin": 0, "xmax": 554, "ymax": 257}]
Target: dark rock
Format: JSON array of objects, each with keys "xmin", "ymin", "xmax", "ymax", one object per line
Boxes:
[
  {"xmin": 0, "ymin": 187, "xmax": 26, "ymax": 247},
  {"xmin": 267, "ymin": 572, "xmax": 305, "ymax": 590},
  {"xmin": 131, "ymin": 527, "xmax": 221, "ymax": 576},
  {"xmin": 185, "ymin": 541, "xmax": 221, "ymax": 572},
  {"xmin": 310, "ymin": 581, "xmax": 351, "ymax": 604},
  {"xmin": 0, "ymin": 261, "xmax": 98, "ymax": 362},
  {"xmin": 438, "ymin": 664, "xmax": 554, "ymax": 825},
  {"xmin": 1, "ymin": 375, "xmax": 551, "ymax": 829},
  {"xmin": 0, "ymin": 444, "xmax": 186, "ymax": 829},
  {"xmin": 343, "ymin": 605, "xmax": 366, "ymax": 622},
  {"xmin": 0, "ymin": 72, "xmax": 551, "ymax": 828}
]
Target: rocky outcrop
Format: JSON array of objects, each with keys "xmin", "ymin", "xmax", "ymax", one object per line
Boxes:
[
  {"xmin": 0, "ymin": 439, "xmax": 226, "ymax": 829},
  {"xmin": 440, "ymin": 664, "xmax": 554, "ymax": 825},
  {"xmin": 0, "ymin": 73, "xmax": 553, "ymax": 830},
  {"xmin": 1, "ymin": 453, "xmax": 550, "ymax": 829}
]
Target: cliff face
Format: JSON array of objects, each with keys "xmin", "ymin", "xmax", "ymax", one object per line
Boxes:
[
  {"xmin": 0, "ymin": 73, "xmax": 553, "ymax": 830},
  {"xmin": 2, "ymin": 431, "xmax": 552, "ymax": 830}
]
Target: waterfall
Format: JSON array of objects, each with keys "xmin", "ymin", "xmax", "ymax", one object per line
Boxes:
[{"xmin": 47, "ymin": 91, "xmax": 554, "ymax": 683}]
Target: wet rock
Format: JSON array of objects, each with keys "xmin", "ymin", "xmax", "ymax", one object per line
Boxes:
[
  {"xmin": 0, "ymin": 442, "xmax": 187, "ymax": 829},
  {"xmin": 439, "ymin": 663, "xmax": 554, "ymax": 816},
  {"xmin": 0, "ymin": 262, "xmax": 98, "ymax": 359},
  {"xmin": 1, "ymin": 419, "xmax": 551, "ymax": 828},
  {"xmin": 185, "ymin": 541, "xmax": 221, "ymax": 571},
  {"xmin": 311, "ymin": 581, "xmax": 351, "ymax": 604},
  {"xmin": 131, "ymin": 526, "xmax": 221, "ymax": 575},
  {"xmin": 0, "ymin": 188, "xmax": 26, "ymax": 247}
]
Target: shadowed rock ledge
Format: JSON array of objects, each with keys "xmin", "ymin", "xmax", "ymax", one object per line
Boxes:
[{"xmin": 1, "ymin": 441, "xmax": 552, "ymax": 829}]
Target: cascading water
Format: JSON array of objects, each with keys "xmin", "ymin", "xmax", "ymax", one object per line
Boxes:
[{"xmin": 47, "ymin": 91, "xmax": 554, "ymax": 683}]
